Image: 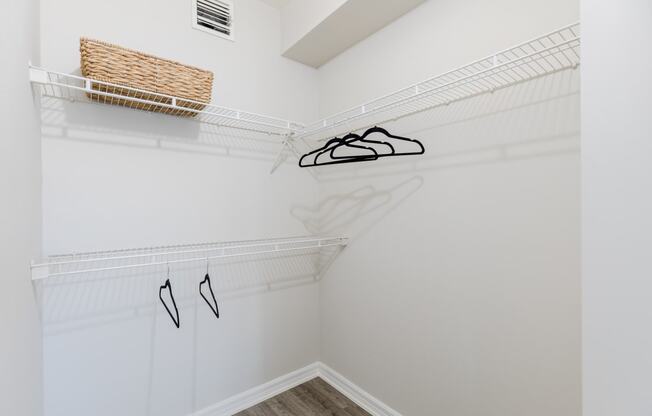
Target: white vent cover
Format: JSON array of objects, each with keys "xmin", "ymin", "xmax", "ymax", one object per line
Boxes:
[{"xmin": 192, "ymin": 0, "xmax": 234, "ymax": 41}]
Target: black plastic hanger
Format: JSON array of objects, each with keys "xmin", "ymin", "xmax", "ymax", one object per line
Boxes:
[
  {"xmin": 159, "ymin": 278, "xmax": 180, "ymax": 328},
  {"xmin": 199, "ymin": 274, "xmax": 219, "ymax": 319},
  {"xmin": 299, "ymin": 126, "xmax": 424, "ymax": 167},
  {"xmin": 330, "ymin": 132, "xmax": 395, "ymax": 160},
  {"xmin": 299, "ymin": 137, "xmax": 378, "ymax": 167},
  {"xmin": 358, "ymin": 126, "xmax": 425, "ymax": 156}
]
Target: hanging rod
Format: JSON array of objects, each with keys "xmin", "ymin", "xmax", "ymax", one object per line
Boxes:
[{"xmin": 31, "ymin": 236, "xmax": 348, "ymax": 280}]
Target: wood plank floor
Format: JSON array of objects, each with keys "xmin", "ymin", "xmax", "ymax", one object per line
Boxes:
[{"xmin": 235, "ymin": 377, "xmax": 371, "ymax": 416}]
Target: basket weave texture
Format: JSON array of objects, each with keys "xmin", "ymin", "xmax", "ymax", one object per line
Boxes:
[{"xmin": 80, "ymin": 38, "xmax": 214, "ymax": 117}]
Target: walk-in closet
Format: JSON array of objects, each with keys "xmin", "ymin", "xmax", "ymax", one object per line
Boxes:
[{"xmin": 2, "ymin": 0, "xmax": 651, "ymax": 415}]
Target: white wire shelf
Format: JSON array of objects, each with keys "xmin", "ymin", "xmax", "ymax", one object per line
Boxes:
[
  {"xmin": 297, "ymin": 22, "xmax": 580, "ymax": 142},
  {"xmin": 31, "ymin": 236, "xmax": 348, "ymax": 280},
  {"xmin": 29, "ymin": 66, "xmax": 305, "ymax": 137},
  {"xmin": 29, "ymin": 23, "xmax": 580, "ymax": 164}
]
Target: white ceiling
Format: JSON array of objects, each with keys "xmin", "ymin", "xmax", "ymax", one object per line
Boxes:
[{"xmin": 283, "ymin": 0, "xmax": 426, "ymax": 68}]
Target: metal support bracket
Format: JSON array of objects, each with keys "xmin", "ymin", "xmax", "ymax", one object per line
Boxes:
[{"xmin": 270, "ymin": 134, "xmax": 303, "ymax": 174}]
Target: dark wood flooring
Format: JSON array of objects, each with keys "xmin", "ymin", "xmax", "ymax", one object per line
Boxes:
[{"xmin": 235, "ymin": 377, "xmax": 371, "ymax": 416}]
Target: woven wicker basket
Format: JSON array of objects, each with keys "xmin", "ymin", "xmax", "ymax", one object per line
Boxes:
[{"xmin": 80, "ymin": 38, "xmax": 214, "ymax": 117}]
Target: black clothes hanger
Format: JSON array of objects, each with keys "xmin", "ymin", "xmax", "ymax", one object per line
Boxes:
[
  {"xmin": 199, "ymin": 274, "xmax": 219, "ymax": 319},
  {"xmin": 330, "ymin": 132, "xmax": 395, "ymax": 160},
  {"xmin": 321, "ymin": 136, "xmax": 381, "ymax": 163},
  {"xmin": 358, "ymin": 126, "xmax": 425, "ymax": 156},
  {"xmin": 299, "ymin": 138, "xmax": 341, "ymax": 167},
  {"xmin": 298, "ymin": 126, "xmax": 424, "ymax": 167},
  {"xmin": 299, "ymin": 137, "xmax": 379, "ymax": 167},
  {"xmin": 159, "ymin": 279, "xmax": 180, "ymax": 328},
  {"xmin": 299, "ymin": 137, "xmax": 378, "ymax": 167}
]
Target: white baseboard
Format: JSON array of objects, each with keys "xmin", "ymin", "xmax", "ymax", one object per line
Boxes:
[
  {"xmin": 316, "ymin": 362, "xmax": 403, "ymax": 416},
  {"xmin": 192, "ymin": 362, "xmax": 320, "ymax": 416},
  {"xmin": 190, "ymin": 361, "xmax": 402, "ymax": 416}
]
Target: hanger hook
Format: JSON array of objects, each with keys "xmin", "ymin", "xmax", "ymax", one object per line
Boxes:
[
  {"xmin": 167, "ymin": 262, "xmax": 170, "ymax": 278},
  {"xmin": 206, "ymin": 257, "xmax": 209, "ymax": 275}
]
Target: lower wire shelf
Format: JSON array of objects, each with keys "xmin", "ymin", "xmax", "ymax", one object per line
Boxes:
[{"xmin": 31, "ymin": 236, "xmax": 348, "ymax": 281}]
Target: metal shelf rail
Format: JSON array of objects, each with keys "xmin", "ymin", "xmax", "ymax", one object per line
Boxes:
[
  {"xmin": 29, "ymin": 66, "xmax": 305, "ymax": 137},
  {"xmin": 28, "ymin": 23, "xmax": 580, "ymax": 168},
  {"xmin": 31, "ymin": 236, "xmax": 348, "ymax": 280},
  {"xmin": 296, "ymin": 22, "xmax": 580, "ymax": 143}
]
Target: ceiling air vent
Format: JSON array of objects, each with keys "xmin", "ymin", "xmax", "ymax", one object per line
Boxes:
[{"xmin": 192, "ymin": 0, "xmax": 234, "ymax": 41}]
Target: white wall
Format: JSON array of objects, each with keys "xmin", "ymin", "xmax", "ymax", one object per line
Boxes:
[
  {"xmin": 0, "ymin": 1, "xmax": 43, "ymax": 415},
  {"xmin": 38, "ymin": 1, "xmax": 321, "ymax": 415},
  {"xmin": 33, "ymin": 0, "xmax": 588, "ymax": 414},
  {"xmin": 318, "ymin": 0, "xmax": 580, "ymax": 116},
  {"xmin": 314, "ymin": 0, "xmax": 581, "ymax": 414},
  {"xmin": 582, "ymin": 1, "xmax": 652, "ymax": 414}
]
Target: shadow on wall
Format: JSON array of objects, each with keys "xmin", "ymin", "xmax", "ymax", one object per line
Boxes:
[
  {"xmin": 291, "ymin": 176, "xmax": 424, "ymax": 240},
  {"xmin": 290, "ymin": 68, "xmax": 579, "ymax": 243},
  {"xmin": 37, "ymin": 246, "xmax": 340, "ymax": 416},
  {"xmin": 312, "ymin": 67, "xmax": 582, "ymax": 416},
  {"xmin": 39, "ymin": 96, "xmax": 294, "ymax": 164},
  {"xmin": 308, "ymin": 67, "xmax": 580, "ymax": 183}
]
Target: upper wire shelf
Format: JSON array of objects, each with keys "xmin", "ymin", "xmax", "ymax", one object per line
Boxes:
[
  {"xmin": 297, "ymin": 22, "xmax": 580, "ymax": 142},
  {"xmin": 29, "ymin": 66, "xmax": 305, "ymax": 138},
  {"xmin": 29, "ymin": 23, "xmax": 580, "ymax": 163},
  {"xmin": 31, "ymin": 236, "xmax": 348, "ymax": 280}
]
